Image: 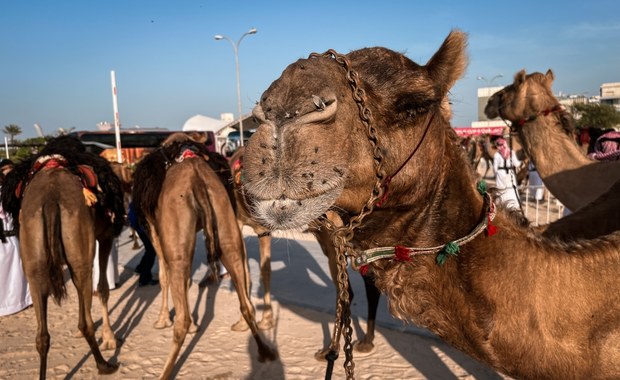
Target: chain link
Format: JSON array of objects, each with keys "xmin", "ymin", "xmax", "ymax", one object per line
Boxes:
[{"xmin": 309, "ymin": 49, "xmax": 388, "ymax": 380}]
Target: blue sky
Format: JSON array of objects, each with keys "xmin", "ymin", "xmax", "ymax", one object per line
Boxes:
[{"xmin": 2, "ymin": 0, "xmax": 619, "ymax": 139}]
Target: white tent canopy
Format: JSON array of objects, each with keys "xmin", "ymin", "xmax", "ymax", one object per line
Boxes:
[{"xmin": 182, "ymin": 114, "xmax": 229, "ymax": 134}]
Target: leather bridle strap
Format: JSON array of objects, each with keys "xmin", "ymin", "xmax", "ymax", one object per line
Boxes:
[
  {"xmin": 514, "ymin": 104, "xmax": 564, "ymax": 128},
  {"xmin": 376, "ymin": 111, "xmax": 435, "ymax": 207}
]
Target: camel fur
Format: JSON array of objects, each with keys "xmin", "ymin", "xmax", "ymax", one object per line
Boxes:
[{"xmin": 240, "ymin": 30, "xmax": 620, "ymax": 379}]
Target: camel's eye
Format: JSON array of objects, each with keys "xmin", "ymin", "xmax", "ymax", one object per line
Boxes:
[
  {"xmin": 312, "ymin": 96, "xmax": 335, "ymax": 111},
  {"xmin": 312, "ymin": 95, "xmax": 326, "ymax": 111}
]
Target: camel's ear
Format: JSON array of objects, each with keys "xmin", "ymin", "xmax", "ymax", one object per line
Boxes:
[
  {"xmin": 426, "ymin": 29, "xmax": 469, "ymax": 95},
  {"xmin": 544, "ymin": 69, "xmax": 555, "ymax": 85},
  {"xmin": 514, "ymin": 70, "xmax": 527, "ymax": 86}
]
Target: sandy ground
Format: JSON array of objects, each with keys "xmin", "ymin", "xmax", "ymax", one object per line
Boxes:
[{"xmin": 0, "ymin": 223, "xmax": 515, "ymax": 380}]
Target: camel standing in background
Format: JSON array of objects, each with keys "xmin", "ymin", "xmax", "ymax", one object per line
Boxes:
[
  {"xmin": 131, "ymin": 137, "xmax": 276, "ymax": 379},
  {"xmin": 1, "ymin": 136, "xmax": 126, "ymax": 378},
  {"xmin": 484, "ymin": 69, "xmax": 620, "ymax": 212},
  {"xmin": 240, "ymin": 30, "xmax": 620, "ymax": 379},
  {"xmin": 471, "ymin": 135, "xmax": 494, "ymax": 178}
]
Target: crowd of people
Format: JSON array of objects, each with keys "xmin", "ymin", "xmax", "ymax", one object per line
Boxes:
[{"xmin": 460, "ymin": 127, "xmax": 620, "ymax": 217}]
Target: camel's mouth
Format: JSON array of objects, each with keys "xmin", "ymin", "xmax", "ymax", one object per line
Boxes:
[
  {"xmin": 251, "ymin": 190, "xmax": 342, "ymax": 230},
  {"xmin": 484, "ymin": 94, "xmax": 501, "ymax": 119}
]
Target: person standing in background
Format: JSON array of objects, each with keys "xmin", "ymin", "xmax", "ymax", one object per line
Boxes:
[
  {"xmin": 128, "ymin": 202, "xmax": 158, "ymax": 287},
  {"xmin": 493, "ymin": 138, "xmax": 522, "ymax": 210},
  {"xmin": 0, "ymin": 159, "xmax": 32, "ymax": 316}
]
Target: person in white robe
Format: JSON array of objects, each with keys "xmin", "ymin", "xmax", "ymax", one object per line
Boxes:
[
  {"xmin": 493, "ymin": 138, "xmax": 522, "ymax": 211},
  {"xmin": 0, "ymin": 159, "xmax": 32, "ymax": 316}
]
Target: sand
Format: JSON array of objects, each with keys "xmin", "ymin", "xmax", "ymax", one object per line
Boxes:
[{"xmin": 0, "ymin": 228, "xmax": 509, "ymax": 380}]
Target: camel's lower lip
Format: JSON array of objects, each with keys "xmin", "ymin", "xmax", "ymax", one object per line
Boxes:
[{"xmin": 252, "ymin": 191, "xmax": 341, "ymax": 230}]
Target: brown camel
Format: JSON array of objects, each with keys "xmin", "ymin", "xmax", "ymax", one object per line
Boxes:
[
  {"xmin": 484, "ymin": 69, "xmax": 620, "ymax": 212},
  {"xmin": 470, "ymin": 135, "xmax": 494, "ymax": 178},
  {"xmin": 229, "ymin": 146, "xmax": 382, "ymax": 356},
  {"xmin": 240, "ymin": 30, "xmax": 620, "ymax": 379},
  {"xmin": 131, "ymin": 138, "xmax": 276, "ymax": 379},
  {"xmin": 1, "ymin": 135, "xmax": 126, "ymax": 378}
]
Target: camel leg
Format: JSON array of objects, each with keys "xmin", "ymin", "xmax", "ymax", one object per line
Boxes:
[
  {"xmin": 159, "ymin": 260, "xmax": 192, "ymax": 380},
  {"xmin": 20, "ymin": 218, "xmax": 55, "ymax": 379},
  {"xmin": 28, "ymin": 279, "xmax": 50, "ymax": 379},
  {"xmin": 154, "ymin": 257, "xmax": 172, "ymax": 329},
  {"xmin": 311, "ymin": 218, "xmax": 354, "ymax": 361},
  {"xmin": 313, "ymin": 265, "xmax": 352, "ymax": 361},
  {"xmin": 220, "ymin": 239, "xmax": 278, "ymax": 362},
  {"xmin": 70, "ymin": 265, "xmax": 118, "ymax": 374},
  {"xmin": 95, "ymin": 237, "xmax": 117, "ymax": 350},
  {"xmin": 231, "ymin": 229, "xmax": 274, "ymax": 331},
  {"xmin": 150, "ymin": 228, "xmax": 172, "ymax": 329},
  {"xmin": 353, "ymin": 273, "xmax": 380, "ymax": 354},
  {"xmin": 230, "ymin": 224, "xmax": 252, "ymax": 332},
  {"xmin": 256, "ymin": 233, "xmax": 274, "ymax": 330}
]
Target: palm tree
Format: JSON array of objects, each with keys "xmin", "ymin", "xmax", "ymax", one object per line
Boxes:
[{"xmin": 3, "ymin": 124, "xmax": 22, "ymax": 146}]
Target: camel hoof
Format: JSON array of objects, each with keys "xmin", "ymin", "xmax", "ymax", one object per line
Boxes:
[
  {"xmin": 97, "ymin": 361, "xmax": 119, "ymax": 375},
  {"xmin": 314, "ymin": 347, "xmax": 331, "ymax": 362},
  {"xmin": 153, "ymin": 319, "xmax": 172, "ymax": 329},
  {"xmin": 231, "ymin": 319, "xmax": 250, "ymax": 332},
  {"xmin": 101, "ymin": 339, "xmax": 117, "ymax": 351},
  {"xmin": 189, "ymin": 323, "xmax": 199, "ymax": 334},
  {"xmin": 353, "ymin": 340, "xmax": 375, "ymax": 355},
  {"xmin": 257, "ymin": 318, "xmax": 274, "ymax": 330}
]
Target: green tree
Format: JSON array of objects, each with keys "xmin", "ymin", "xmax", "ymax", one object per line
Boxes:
[
  {"xmin": 3, "ymin": 124, "xmax": 22, "ymax": 145},
  {"xmin": 571, "ymin": 103, "xmax": 620, "ymax": 130},
  {"xmin": 12, "ymin": 137, "xmax": 49, "ymax": 162}
]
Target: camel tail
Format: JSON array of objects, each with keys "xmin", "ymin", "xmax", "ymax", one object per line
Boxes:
[
  {"xmin": 194, "ymin": 167, "xmax": 220, "ymax": 272},
  {"xmin": 43, "ymin": 202, "xmax": 67, "ymax": 304},
  {"xmin": 202, "ymin": 193, "xmax": 220, "ymax": 269}
]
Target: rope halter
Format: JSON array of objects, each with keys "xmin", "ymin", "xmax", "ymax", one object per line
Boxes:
[{"xmin": 352, "ymin": 181, "xmax": 497, "ymax": 272}]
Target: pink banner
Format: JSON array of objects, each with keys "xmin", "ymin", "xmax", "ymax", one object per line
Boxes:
[{"xmin": 453, "ymin": 127, "xmax": 505, "ymax": 137}]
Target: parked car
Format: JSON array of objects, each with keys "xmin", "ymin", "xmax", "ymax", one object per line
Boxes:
[{"xmin": 222, "ymin": 130, "xmax": 255, "ymax": 157}]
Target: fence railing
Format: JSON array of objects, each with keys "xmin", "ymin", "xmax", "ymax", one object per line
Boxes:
[{"xmin": 519, "ymin": 185, "xmax": 566, "ymax": 226}]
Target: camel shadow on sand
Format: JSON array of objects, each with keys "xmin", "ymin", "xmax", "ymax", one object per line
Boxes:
[
  {"xmin": 68, "ymin": 229, "xmax": 503, "ymax": 379},
  {"xmin": 234, "ymin": 234, "xmax": 505, "ymax": 380}
]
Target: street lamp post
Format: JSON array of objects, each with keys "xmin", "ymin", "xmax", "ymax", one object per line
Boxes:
[
  {"xmin": 214, "ymin": 28, "xmax": 257, "ymax": 147},
  {"xmin": 477, "ymin": 74, "xmax": 504, "ymax": 86}
]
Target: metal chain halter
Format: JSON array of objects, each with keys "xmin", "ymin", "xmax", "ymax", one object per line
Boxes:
[{"xmin": 308, "ymin": 49, "xmax": 387, "ymax": 380}]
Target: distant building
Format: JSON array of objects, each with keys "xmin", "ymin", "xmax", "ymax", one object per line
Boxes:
[
  {"xmin": 467, "ymin": 86, "xmax": 510, "ymax": 136},
  {"xmin": 477, "ymin": 86, "xmax": 505, "ymax": 122},
  {"xmin": 557, "ymin": 92, "xmax": 599, "ymax": 109},
  {"xmin": 600, "ymin": 82, "xmax": 620, "ymax": 111}
]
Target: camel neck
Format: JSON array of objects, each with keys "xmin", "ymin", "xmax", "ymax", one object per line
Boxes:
[
  {"xmin": 518, "ymin": 114, "xmax": 589, "ymax": 173},
  {"xmin": 353, "ymin": 140, "xmax": 485, "ymax": 251},
  {"xmin": 517, "ymin": 114, "xmax": 620, "ymax": 211}
]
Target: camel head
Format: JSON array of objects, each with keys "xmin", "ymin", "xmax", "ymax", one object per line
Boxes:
[
  {"xmin": 242, "ymin": 30, "xmax": 468, "ymax": 230},
  {"xmin": 484, "ymin": 69, "xmax": 557, "ymax": 124}
]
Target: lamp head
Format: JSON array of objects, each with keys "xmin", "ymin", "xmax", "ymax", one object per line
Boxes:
[
  {"xmin": 247, "ymin": 28, "xmax": 257, "ymax": 35},
  {"xmin": 214, "ymin": 35, "xmax": 224, "ymax": 40}
]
